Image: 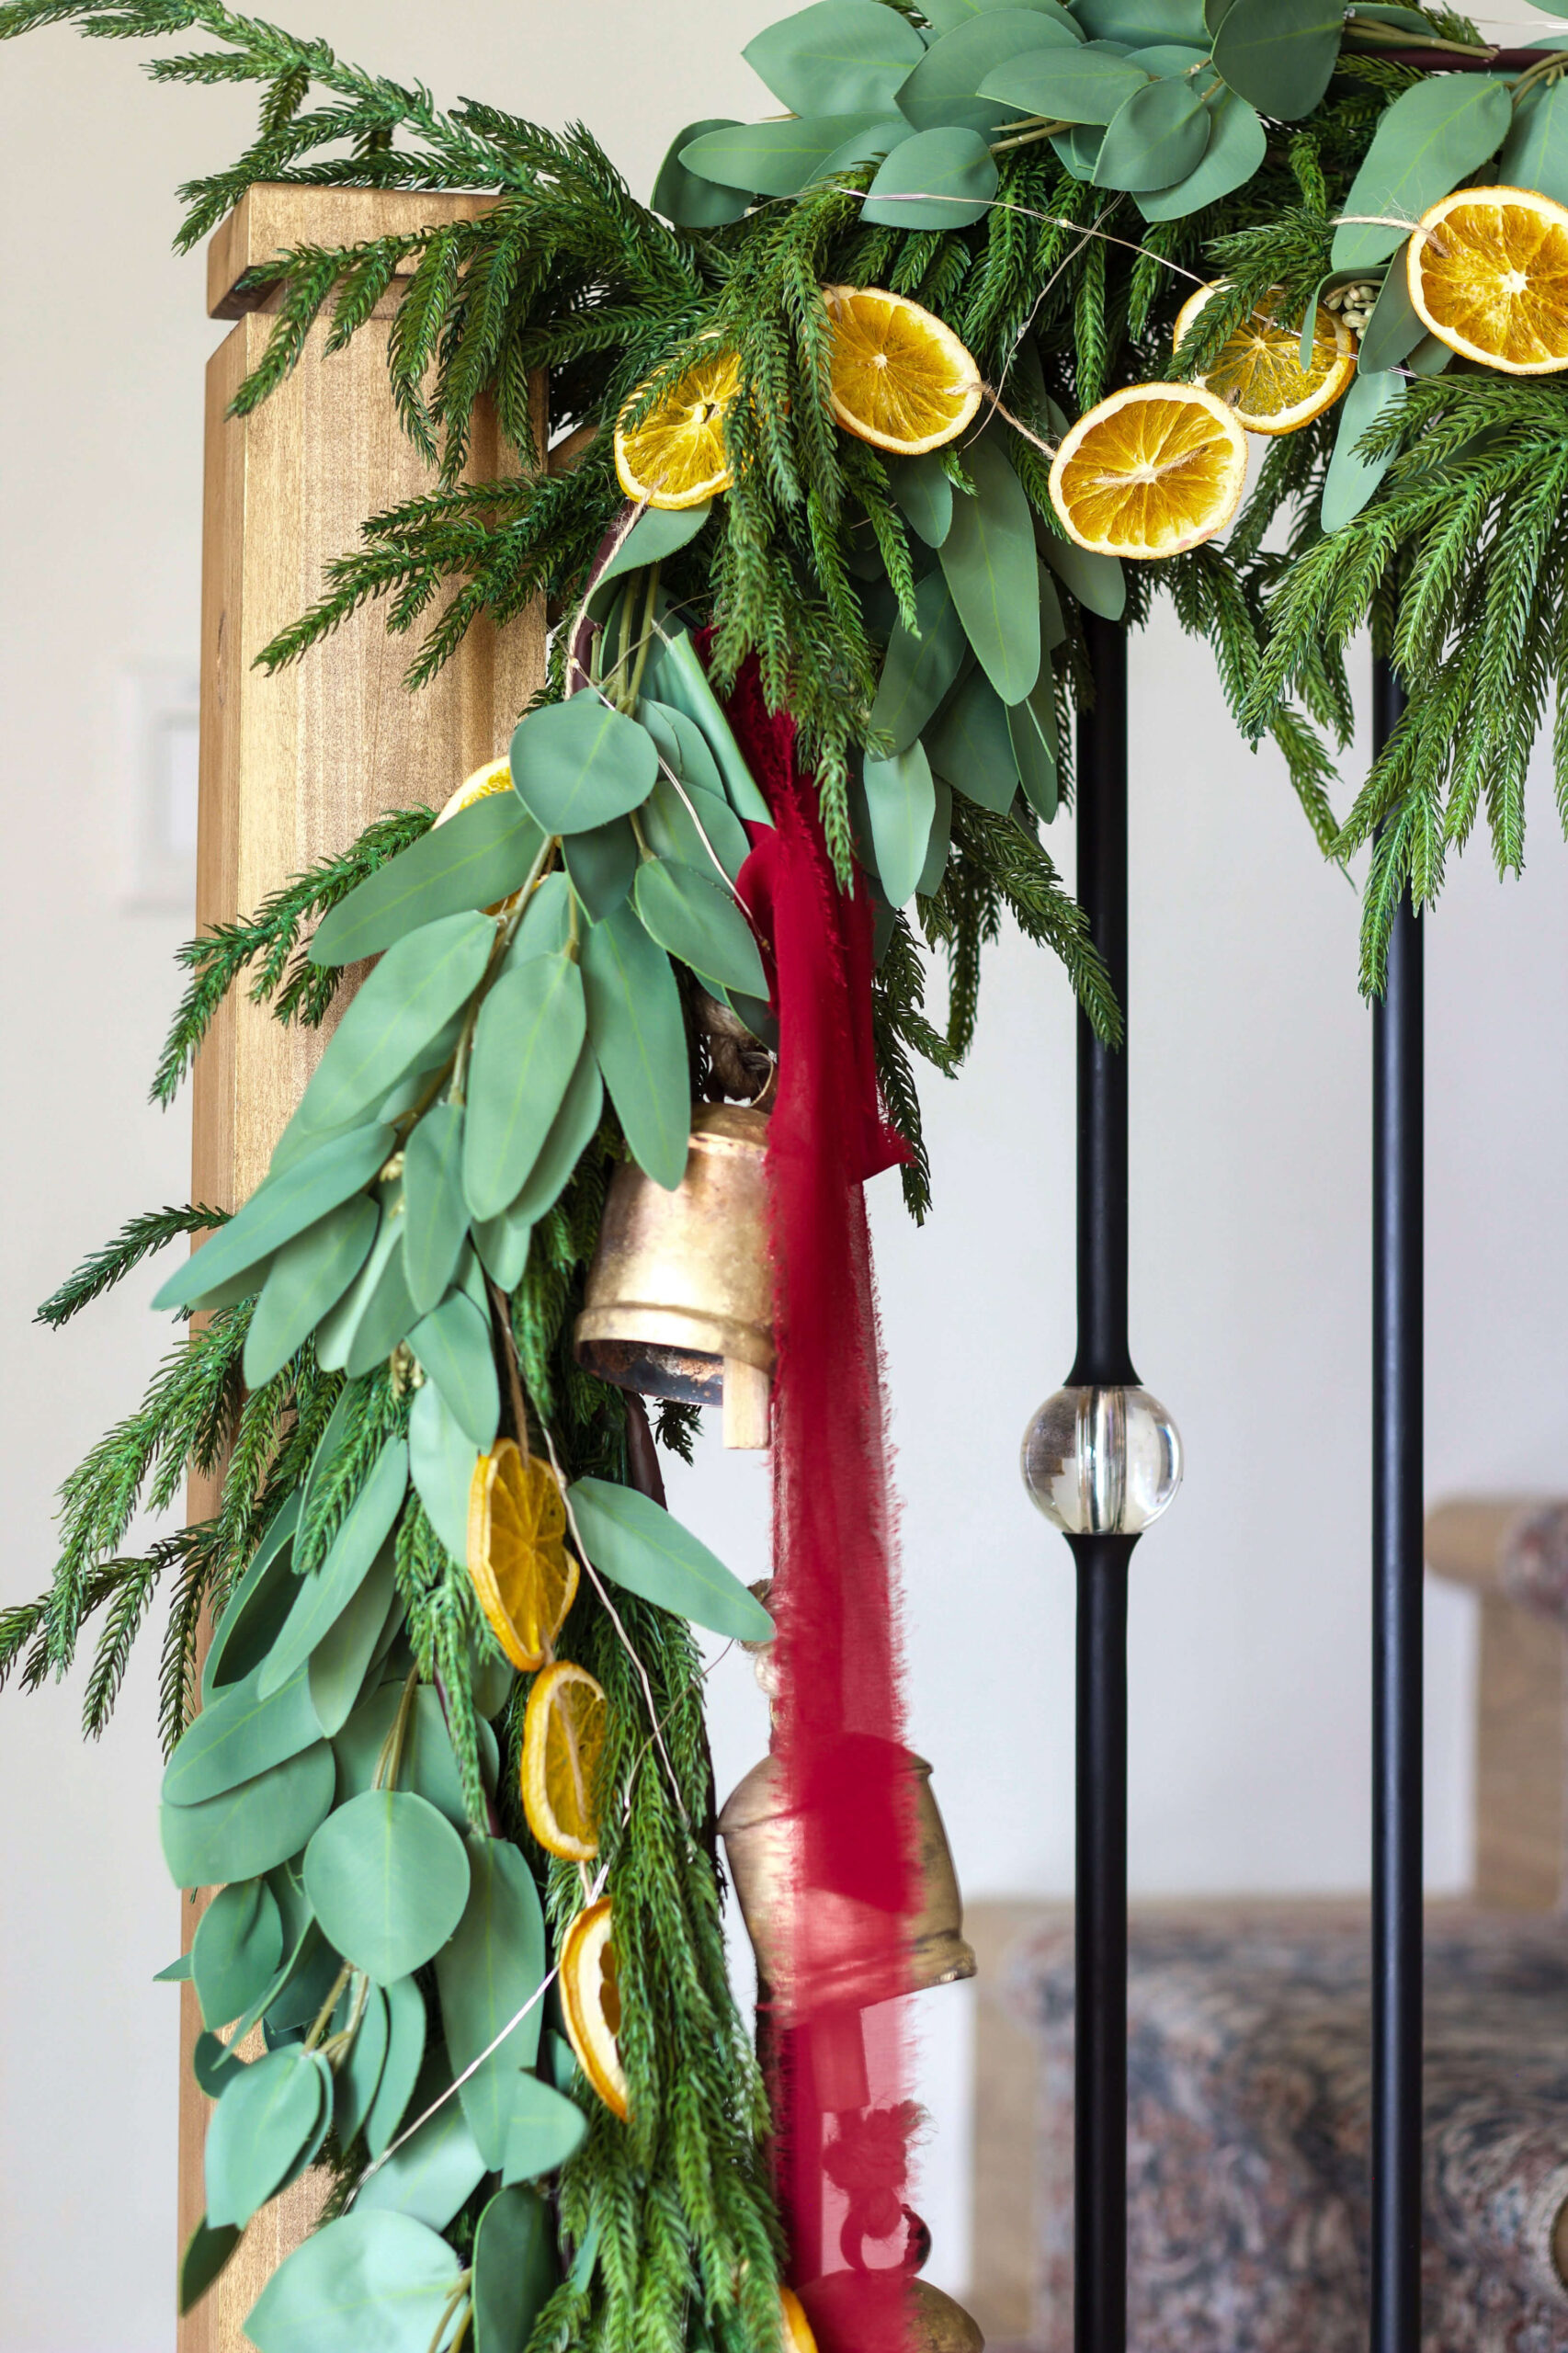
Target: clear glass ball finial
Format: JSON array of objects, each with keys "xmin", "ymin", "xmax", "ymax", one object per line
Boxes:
[{"xmin": 1019, "ymin": 1385, "xmax": 1183, "ymax": 1536}]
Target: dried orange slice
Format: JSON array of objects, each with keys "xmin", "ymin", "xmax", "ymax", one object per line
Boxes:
[
  {"xmin": 559, "ymin": 1895, "xmax": 628, "ymax": 2119},
  {"xmin": 779, "ymin": 2289, "xmax": 818, "ymax": 2353},
  {"xmin": 467, "ymin": 1439, "xmax": 576, "ymax": 1673},
  {"xmin": 521, "ymin": 1659, "xmax": 608, "ymax": 1860},
  {"xmin": 1048, "ymin": 383, "xmax": 1248, "ymax": 561},
  {"xmin": 1408, "ymin": 185, "xmax": 1568, "ymax": 376},
  {"xmin": 615, "ymin": 349, "xmax": 740, "ymax": 508},
  {"xmin": 823, "ymin": 285, "xmax": 983, "ymax": 455},
  {"xmin": 1173, "ymin": 282, "xmax": 1354, "ymax": 435}
]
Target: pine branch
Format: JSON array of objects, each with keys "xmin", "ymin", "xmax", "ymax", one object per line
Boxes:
[
  {"xmin": 151, "ymin": 804, "xmax": 434, "ymax": 1106},
  {"xmin": 37, "ymin": 1203, "xmax": 229, "ymax": 1327}
]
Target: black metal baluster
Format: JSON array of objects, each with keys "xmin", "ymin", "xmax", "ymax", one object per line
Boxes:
[
  {"xmin": 1071, "ymin": 614, "xmax": 1136, "ymax": 2353},
  {"xmin": 1371, "ymin": 655, "xmax": 1424, "ymax": 2353}
]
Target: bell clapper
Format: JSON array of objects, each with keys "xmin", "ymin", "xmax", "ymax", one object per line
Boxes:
[{"xmin": 723, "ymin": 1356, "xmax": 771, "ymax": 1449}]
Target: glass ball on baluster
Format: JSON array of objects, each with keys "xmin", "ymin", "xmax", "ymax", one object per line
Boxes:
[{"xmin": 1019, "ymin": 1384, "xmax": 1182, "ymax": 1535}]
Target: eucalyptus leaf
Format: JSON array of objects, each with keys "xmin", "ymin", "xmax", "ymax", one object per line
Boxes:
[
  {"xmin": 401, "ymin": 1103, "xmax": 469, "ymax": 1316},
  {"xmin": 938, "ymin": 437, "xmax": 1040, "ymax": 703},
  {"xmin": 889, "ymin": 454, "xmax": 953, "ymax": 548},
  {"xmin": 1009, "ymin": 674, "xmax": 1060, "ymax": 824},
  {"xmin": 165, "ymin": 1661, "xmax": 323, "ymax": 1807},
  {"xmin": 916, "ymin": 775, "xmax": 953, "ymax": 896},
  {"xmin": 500, "ymin": 870, "xmax": 574, "ymax": 972},
  {"xmin": 581, "ymin": 903, "xmax": 691, "ymax": 1190},
  {"xmin": 472, "ymin": 1199, "xmax": 534, "ymax": 1293},
  {"xmin": 153, "ymin": 1125, "xmax": 393, "ymax": 1313},
  {"xmin": 501, "ymin": 2077, "xmax": 589, "ymax": 2186},
  {"xmin": 1037, "ymin": 526, "xmax": 1126, "ymax": 620},
  {"xmin": 335, "ymin": 1683, "xmax": 494, "ymax": 1831},
  {"xmin": 309, "ymin": 1550, "xmax": 401, "ymax": 1737},
  {"xmin": 368, "ymin": 1974, "xmax": 427, "ymax": 2157},
  {"xmin": 1332, "ymin": 74, "xmax": 1513, "ymax": 272},
  {"xmin": 1136, "ymin": 87, "xmax": 1266, "ymax": 221},
  {"xmin": 244, "ymin": 2211, "xmax": 463, "ymax": 2353},
  {"xmin": 928, "ymin": 668, "xmax": 1021, "ymax": 813},
  {"xmin": 412, "ymin": 1290, "xmax": 500, "ymax": 1451},
  {"xmin": 1051, "ymin": 121, "xmax": 1103, "ymax": 181},
  {"xmin": 194, "ymin": 2030, "xmax": 248, "ymax": 2098},
  {"xmin": 206, "ymin": 2043, "xmax": 330, "ymax": 2228},
  {"xmin": 896, "ymin": 8, "xmax": 1078, "ymax": 134},
  {"xmin": 473, "ymin": 2184, "xmax": 562, "ymax": 2353},
  {"xmin": 202, "ymin": 1495, "xmax": 300, "ymax": 1700},
  {"xmin": 314, "ymin": 1181, "xmax": 401, "ymax": 1372},
  {"xmin": 304, "ymin": 1790, "xmax": 472, "ymax": 1985},
  {"xmin": 1094, "ymin": 74, "xmax": 1210, "ymax": 193},
  {"xmin": 596, "ymin": 506, "xmax": 714, "ymax": 596},
  {"xmin": 862, "ymin": 126, "xmax": 998, "ymax": 229},
  {"xmin": 862, "ymin": 742, "xmax": 937, "ymax": 906},
  {"xmin": 1356, "ymin": 252, "xmax": 1425, "ymax": 373},
  {"xmin": 310, "ymin": 795, "xmax": 542, "ymax": 967},
  {"xmin": 744, "ymin": 0, "xmax": 926, "ymax": 116},
  {"xmin": 642, "ymin": 774, "xmax": 751, "ymax": 882},
  {"xmin": 154, "ymin": 1951, "xmax": 193, "ymax": 1983},
  {"xmin": 632, "ymin": 858, "xmax": 767, "ymax": 996},
  {"xmin": 569, "ymin": 1477, "xmax": 773, "ymax": 1638},
  {"xmin": 342, "ymin": 1205, "xmax": 419, "ymax": 1381},
  {"xmin": 409, "ymin": 1380, "xmax": 483, "ymax": 1567},
  {"xmin": 564, "ymin": 819, "xmax": 638, "ymax": 920},
  {"xmin": 180, "ymin": 2216, "xmax": 242, "ymax": 2316},
  {"xmin": 1321, "ymin": 367, "xmax": 1404, "ymax": 533},
  {"xmin": 355, "ymin": 2045, "xmax": 488, "ymax": 2228},
  {"xmin": 244, "ymin": 1197, "xmax": 380, "ymax": 1389},
  {"xmin": 434, "ymin": 1836, "xmax": 547, "ymax": 2166},
  {"xmin": 333, "ymin": 1978, "xmax": 390, "ymax": 2146},
  {"xmin": 259, "ymin": 1438, "xmax": 409, "ymax": 1699},
  {"xmin": 1076, "ymin": 0, "xmax": 1205, "ymax": 33},
  {"xmin": 510, "ymin": 697, "xmax": 658, "ymax": 835},
  {"xmin": 642, "ymin": 632, "xmax": 772, "ymax": 823},
  {"xmin": 640, "ymin": 697, "xmax": 727, "ymax": 802},
  {"xmin": 294, "ymin": 913, "xmax": 496, "ymax": 1135},
  {"xmin": 869, "ymin": 568, "xmax": 969, "ymax": 752},
  {"xmin": 1211, "ymin": 0, "xmax": 1342, "ymax": 119},
  {"xmin": 925, "ymin": 0, "xmax": 1080, "ymax": 28},
  {"xmin": 463, "ymin": 949, "xmax": 587, "ymax": 1222},
  {"xmin": 507, "ymin": 1047, "xmax": 605, "ymax": 1226},
  {"xmin": 192, "ymin": 1879, "xmax": 285, "ymax": 2030},
  {"xmin": 680, "ymin": 111, "xmax": 899, "ymax": 196},
  {"xmin": 651, "ymin": 121, "xmax": 749, "ymax": 226},
  {"xmin": 1500, "ymin": 79, "xmax": 1568, "ymax": 209},
  {"xmin": 978, "ymin": 43, "xmax": 1148, "ymax": 122}
]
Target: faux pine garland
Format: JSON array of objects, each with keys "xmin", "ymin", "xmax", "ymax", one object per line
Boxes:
[{"xmin": 9, "ymin": 3, "xmax": 1568, "ymax": 2351}]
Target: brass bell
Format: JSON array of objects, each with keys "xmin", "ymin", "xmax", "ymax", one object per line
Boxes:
[
  {"xmin": 574, "ymin": 1101, "xmax": 773, "ymax": 1449},
  {"xmin": 718, "ymin": 1747, "xmax": 976, "ymax": 2020},
  {"xmin": 801, "ymin": 2274, "xmax": 984, "ymax": 2353}
]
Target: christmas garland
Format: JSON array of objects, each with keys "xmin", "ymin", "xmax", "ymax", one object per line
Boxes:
[{"xmin": 6, "ymin": 3, "xmax": 1568, "ymax": 2351}]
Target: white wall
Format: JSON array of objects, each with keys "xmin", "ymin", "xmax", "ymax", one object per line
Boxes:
[{"xmin": 2, "ymin": 7, "xmax": 1563, "ymax": 2347}]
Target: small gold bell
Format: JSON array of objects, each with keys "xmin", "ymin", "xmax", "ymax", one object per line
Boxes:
[
  {"xmin": 718, "ymin": 1747, "xmax": 976, "ymax": 2020},
  {"xmin": 801, "ymin": 2275, "xmax": 984, "ymax": 2353},
  {"xmin": 574, "ymin": 1101, "xmax": 773, "ymax": 1449}
]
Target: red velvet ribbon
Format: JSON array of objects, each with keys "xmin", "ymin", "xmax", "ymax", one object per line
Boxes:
[{"xmin": 719, "ymin": 656, "xmax": 921, "ymax": 2353}]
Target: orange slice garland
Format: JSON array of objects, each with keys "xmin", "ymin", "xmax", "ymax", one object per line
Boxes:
[
  {"xmin": 467, "ymin": 1439, "xmax": 576, "ymax": 1673},
  {"xmin": 559, "ymin": 1895, "xmax": 629, "ymax": 2120}
]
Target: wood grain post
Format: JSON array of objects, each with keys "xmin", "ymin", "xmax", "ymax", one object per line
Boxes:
[{"xmin": 176, "ymin": 184, "xmax": 545, "ymax": 2353}]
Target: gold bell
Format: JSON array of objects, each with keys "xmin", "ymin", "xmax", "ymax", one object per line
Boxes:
[
  {"xmin": 574, "ymin": 1101, "xmax": 773, "ymax": 1449},
  {"xmin": 801, "ymin": 2274, "xmax": 985, "ymax": 2353},
  {"xmin": 717, "ymin": 1748, "xmax": 976, "ymax": 2020}
]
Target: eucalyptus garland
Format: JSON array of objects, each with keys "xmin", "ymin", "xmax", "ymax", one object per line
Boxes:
[{"xmin": 6, "ymin": 1, "xmax": 1568, "ymax": 2349}]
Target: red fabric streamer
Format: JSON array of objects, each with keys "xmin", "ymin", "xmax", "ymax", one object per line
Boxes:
[{"xmin": 719, "ymin": 657, "xmax": 922, "ymax": 2353}]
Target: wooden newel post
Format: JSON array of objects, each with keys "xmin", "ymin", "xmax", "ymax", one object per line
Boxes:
[{"xmin": 176, "ymin": 184, "xmax": 545, "ymax": 2353}]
